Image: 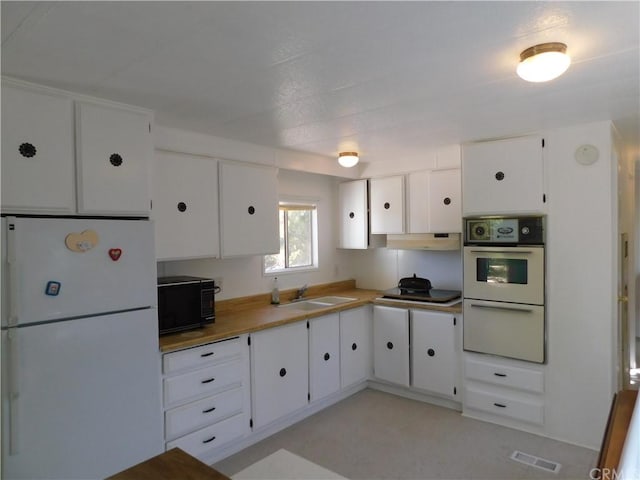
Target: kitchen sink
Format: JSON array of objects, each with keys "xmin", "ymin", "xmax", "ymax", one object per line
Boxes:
[{"xmin": 277, "ymin": 296, "xmax": 357, "ymax": 311}]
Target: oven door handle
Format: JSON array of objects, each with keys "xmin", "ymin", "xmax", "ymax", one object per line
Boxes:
[
  {"xmin": 469, "ymin": 303, "xmax": 534, "ymax": 313},
  {"xmin": 468, "ymin": 250, "xmax": 534, "ymax": 255}
]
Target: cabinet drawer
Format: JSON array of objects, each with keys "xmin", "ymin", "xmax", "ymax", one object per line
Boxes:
[
  {"xmin": 166, "ymin": 412, "xmax": 246, "ymax": 460},
  {"xmin": 163, "ymin": 338, "xmax": 242, "ymax": 375},
  {"xmin": 165, "ymin": 387, "xmax": 244, "ymax": 441},
  {"xmin": 464, "ymin": 357, "xmax": 544, "ymax": 393},
  {"xmin": 164, "ymin": 359, "xmax": 243, "ymax": 408},
  {"xmin": 465, "ymin": 386, "xmax": 544, "ymax": 425}
]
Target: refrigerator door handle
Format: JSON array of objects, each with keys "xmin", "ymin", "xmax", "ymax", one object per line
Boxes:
[{"xmin": 7, "ymin": 327, "xmax": 20, "ymax": 454}]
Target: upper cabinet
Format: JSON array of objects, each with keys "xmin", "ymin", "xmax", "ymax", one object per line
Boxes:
[
  {"xmin": 152, "ymin": 152, "xmax": 220, "ymax": 261},
  {"xmin": 407, "ymin": 169, "xmax": 461, "ymax": 233},
  {"xmin": 2, "ymin": 82, "xmax": 75, "ymax": 214},
  {"xmin": 370, "ymin": 176, "xmax": 405, "ymax": 234},
  {"xmin": 338, "ymin": 179, "xmax": 368, "ymax": 249},
  {"xmin": 462, "ymin": 136, "xmax": 544, "ymax": 216},
  {"xmin": 75, "ymin": 101, "xmax": 152, "ymax": 216},
  {"xmin": 219, "ymin": 161, "xmax": 279, "ymax": 257},
  {"xmin": 1, "ymin": 78, "xmax": 152, "ymax": 217}
]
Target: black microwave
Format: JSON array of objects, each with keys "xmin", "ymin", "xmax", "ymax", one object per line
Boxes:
[{"xmin": 157, "ymin": 276, "xmax": 217, "ymax": 335}]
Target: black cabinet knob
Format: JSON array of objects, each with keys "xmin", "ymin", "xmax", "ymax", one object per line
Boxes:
[
  {"xmin": 324, "ymin": 352, "xmax": 330, "ymax": 361},
  {"xmin": 349, "ymin": 212, "xmax": 355, "ymax": 219},
  {"xmin": 386, "ymin": 341, "xmax": 394, "ymax": 350},
  {"xmin": 443, "ymin": 197, "xmax": 451, "ymax": 206},
  {"xmin": 177, "ymin": 202, "xmax": 187, "ymax": 212},
  {"xmin": 19, "ymin": 142, "xmax": 37, "ymax": 158},
  {"xmin": 109, "ymin": 153, "xmax": 123, "ymax": 166},
  {"xmin": 279, "ymin": 368, "xmax": 287, "ymax": 377},
  {"xmin": 384, "ymin": 202, "xmax": 390, "ymax": 210},
  {"xmin": 427, "ymin": 348, "xmax": 435, "ymax": 357},
  {"xmin": 248, "ymin": 206, "xmax": 256, "ymax": 215},
  {"xmin": 495, "ymin": 171, "xmax": 505, "ymax": 181},
  {"xmin": 352, "ymin": 342, "xmax": 357, "ymax": 351}
]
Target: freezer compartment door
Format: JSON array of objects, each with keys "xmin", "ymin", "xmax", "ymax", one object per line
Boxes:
[
  {"xmin": 463, "ymin": 299, "xmax": 545, "ymax": 363},
  {"xmin": 4, "ymin": 217, "xmax": 155, "ymax": 325},
  {"xmin": 1, "ymin": 309, "xmax": 163, "ymax": 479}
]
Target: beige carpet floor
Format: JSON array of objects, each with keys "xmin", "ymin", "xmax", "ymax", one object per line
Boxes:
[{"xmin": 214, "ymin": 389, "xmax": 598, "ymax": 480}]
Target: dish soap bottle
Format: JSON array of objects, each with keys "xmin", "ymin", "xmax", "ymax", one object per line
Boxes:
[{"xmin": 271, "ymin": 277, "xmax": 280, "ymax": 305}]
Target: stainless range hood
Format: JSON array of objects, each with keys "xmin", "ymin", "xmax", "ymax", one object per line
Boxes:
[{"xmin": 386, "ymin": 233, "xmax": 461, "ymax": 250}]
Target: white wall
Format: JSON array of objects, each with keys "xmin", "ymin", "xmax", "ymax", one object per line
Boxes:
[
  {"xmin": 544, "ymin": 121, "xmax": 617, "ymax": 449},
  {"xmin": 159, "ymin": 169, "xmax": 356, "ymax": 300}
]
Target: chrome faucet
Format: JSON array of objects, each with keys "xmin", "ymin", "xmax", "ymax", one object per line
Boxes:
[{"xmin": 294, "ymin": 284, "xmax": 308, "ymax": 300}]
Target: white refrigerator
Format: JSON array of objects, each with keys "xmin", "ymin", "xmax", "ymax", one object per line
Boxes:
[{"xmin": 1, "ymin": 216, "xmax": 164, "ymax": 479}]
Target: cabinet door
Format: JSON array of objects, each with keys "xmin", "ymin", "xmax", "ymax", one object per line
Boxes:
[
  {"xmin": 76, "ymin": 101, "xmax": 152, "ymax": 216},
  {"xmin": 340, "ymin": 306, "xmax": 372, "ymax": 388},
  {"xmin": 428, "ymin": 169, "xmax": 461, "ymax": 233},
  {"xmin": 309, "ymin": 313, "xmax": 340, "ymax": 402},
  {"xmin": 219, "ymin": 162, "xmax": 279, "ymax": 257},
  {"xmin": 250, "ymin": 322, "xmax": 308, "ymax": 429},
  {"xmin": 407, "ymin": 171, "xmax": 429, "ymax": 233},
  {"xmin": 338, "ymin": 180, "xmax": 368, "ymax": 249},
  {"xmin": 462, "ymin": 136, "xmax": 544, "ymax": 215},
  {"xmin": 373, "ymin": 306, "xmax": 409, "ymax": 387},
  {"xmin": 370, "ymin": 176, "xmax": 405, "ymax": 234},
  {"xmin": 153, "ymin": 152, "xmax": 220, "ymax": 260},
  {"xmin": 411, "ymin": 310, "xmax": 456, "ymax": 398},
  {"xmin": 1, "ymin": 82, "xmax": 75, "ymax": 214}
]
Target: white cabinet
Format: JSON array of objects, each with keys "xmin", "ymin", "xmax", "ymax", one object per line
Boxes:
[
  {"xmin": 407, "ymin": 169, "xmax": 461, "ymax": 233},
  {"xmin": 162, "ymin": 337, "xmax": 251, "ymax": 463},
  {"xmin": 340, "ymin": 306, "xmax": 372, "ymax": 388},
  {"xmin": 309, "ymin": 313, "xmax": 341, "ymax": 402},
  {"xmin": 338, "ymin": 180, "xmax": 368, "ymax": 249},
  {"xmin": 1, "ymin": 78, "xmax": 153, "ymax": 217},
  {"xmin": 1, "ymin": 81, "xmax": 75, "ymax": 214},
  {"xmin": 152, "ymin": 152, "xmax": 220, "ymax": 260},
  {"xmin": 372, "ymin": 305, "xmax": 410, "ymax": 387},
  {"xmin": 370, "ymin": 176, "xmax": 405, "ymax": 234},
  {"xmin": 411, "ymin": 310, "xmax": 458, "ymax": 398},
  {"xmin": 250, "ymin": 322, "xmax": 308, "ymax": 429},
  {"xmin": 75, "ymin": 100, "xmax": 152, "ymax": 216},
  {"xmin": 462, "ymin": 136, "xmax": 544, "ymax": 216},
  {"xmin": 219, "ymin": 161, "xmax": 279, "ymax": 257}
]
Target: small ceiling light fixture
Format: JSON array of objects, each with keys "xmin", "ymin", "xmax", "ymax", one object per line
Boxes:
[
  {"xmin": 338, "ymin": 151, "xmax": 359, "ymax": 168},
  {"xmin": 516, "ymin": 42, "xmax": 571, "ymax": 82}
]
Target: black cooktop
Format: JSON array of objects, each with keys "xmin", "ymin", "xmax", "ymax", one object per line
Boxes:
[{"xmin": 382, "ymin": 288, "xmax": 462, "ymax": 303}]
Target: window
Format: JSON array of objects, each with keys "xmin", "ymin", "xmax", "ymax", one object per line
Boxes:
[{"xmin": 264, "ymin": 202, "xmax": 318, "ymax": 274}]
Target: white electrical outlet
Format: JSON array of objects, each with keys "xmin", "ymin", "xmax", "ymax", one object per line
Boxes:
[{"xmin": 214, "ymin": 277, "xmax": 223, "ymax": 294}]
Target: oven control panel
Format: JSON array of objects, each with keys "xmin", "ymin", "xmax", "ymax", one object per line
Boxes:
[{"xmin": 465, "ymin": 216, "xmax": 544, "ymax": 245}]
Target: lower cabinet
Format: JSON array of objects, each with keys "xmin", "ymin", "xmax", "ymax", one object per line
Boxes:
[
  {"xmin": 161, "ymin": 336, "xmax": 251, "ymax": 463},
  {"xmin": 340, "ymin": 305, "xmax": 373, "ymax": 388},
  {"xmin": 373, "ymin": 305, "xmax": 410, "ymax": 387},
  {"xmin": 250, "ymin": 322, "xmax": 309, "ymax": 429},
  {"xmin": 309, "ymin": 313, "xmax": 341, "ymax": 402}
]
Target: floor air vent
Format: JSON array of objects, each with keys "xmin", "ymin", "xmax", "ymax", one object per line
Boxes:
[{"xmin": 510, "ymin": 450, "xmax": 562, "ymax": 474}]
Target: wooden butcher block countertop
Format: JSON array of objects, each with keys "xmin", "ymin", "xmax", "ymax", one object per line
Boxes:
[{"xmin": 160, "ymin": 279, "xmax": 462, "ymax": 353}]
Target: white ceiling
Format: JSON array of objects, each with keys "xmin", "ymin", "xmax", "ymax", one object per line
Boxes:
[{"xmin": 2, "ymin": 1, "xmax": 639, "ymax": 165}]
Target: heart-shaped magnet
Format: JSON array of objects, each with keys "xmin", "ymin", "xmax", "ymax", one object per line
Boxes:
[
  {"xmin": 65, "ymin": 230, "xmax": 99, "ymax": 253},
  {"xmin": 108, "ymin": 248, "xmax": 122, "ymax": 261}
]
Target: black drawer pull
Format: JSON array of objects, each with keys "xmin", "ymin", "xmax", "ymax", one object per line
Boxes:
[
  {"xmin": 495, "ymin": 171, "xmax": 505, "ymax": 181},
  {"xmin": 202, "ymin": 406, "xmax": 216, "ymax": 414},
  {"xmin": 19, "ymin": 142, "xmax": 37, "ymax": 158},
  {"xmin": 384, "ymin": 202, "xmax": 390, "ymax": 209},
  {"xmin": 279, "ymin": 368, "xmax": 287, "ymax": 377},
  {"xmin": 349, "ymin": 212, "xmax": 355, "ymax": 219},
  {"xmin": 201, "ymin": 378, "xmax": 215, "ymax": 384},
  {"xmin": 494, "ymin": 373, "xmax": 507, "ymax": 377},
  {"xmin": 352, "ymin": 343, "xmax": 357, "ymax": 351},
  {"xmin": 493, "ymin": 402, "xmax": 507, "ymax": 408},
  {"xmin": 248, "ymin": 205, "xmax": 256, "ymax": 215},
  {"xmin": 443, "ymin": 197, "xmax": 451, "ymax": 205},
  {"xmin": 324, "ymin": 352, "xmax": 330, "ymax": 361},
  {"xmin": 386, "ymin": 341, "xmax": 394, "ymax": 350},
  {"xmin": 202, "ymin": 436, "xmax": 216, "ymax": 444},
  {"xmin": 200, "ymin": 352, "xmax": 214, "ymax": 357},
  {"xmin": 109, "ymin": 153, "xmax": 123, "ymax": 166},
  {"xmin": 427, "ymin": 348, "xmax": 435, "ymax": 357},
  {"xmin": 177, "ymin": 202, "xmax": 187, "ymax": 212}
]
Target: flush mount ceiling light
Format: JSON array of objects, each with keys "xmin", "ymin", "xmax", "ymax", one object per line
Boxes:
[
  {"xmin": 338, "ymin": 151, "xmax": 359, "ymax": 168},
  {"xmin": 516, "ymin": 42, "xmax": 570, "ymax": 82}
]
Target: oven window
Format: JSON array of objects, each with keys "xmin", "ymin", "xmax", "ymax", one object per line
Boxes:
[{"xmin": 476, "ymin": 258, "xmax": 528, "ymax": 284}]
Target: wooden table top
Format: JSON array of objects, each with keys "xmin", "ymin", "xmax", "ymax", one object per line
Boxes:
[{"xmin": 106, "ymin": 448, "xmax": 230, "ymax": 480}]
